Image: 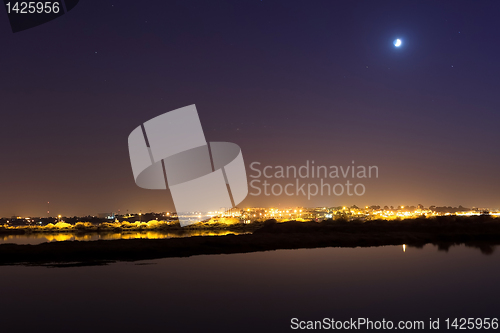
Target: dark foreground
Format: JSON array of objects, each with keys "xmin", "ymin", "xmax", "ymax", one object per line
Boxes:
[{"xmin": 1, "ymin": 216, "xmax": 500, "ymax": 267}]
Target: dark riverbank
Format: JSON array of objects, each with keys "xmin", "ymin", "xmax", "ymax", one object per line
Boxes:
[{"xmin": 1, "ymin": 216, "xmax": 499, "ymax": 267}]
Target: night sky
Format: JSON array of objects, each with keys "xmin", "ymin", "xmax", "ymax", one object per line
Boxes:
[{"xmin": 1, "ymin": 0, "xmax": 500, "ymax": 217}]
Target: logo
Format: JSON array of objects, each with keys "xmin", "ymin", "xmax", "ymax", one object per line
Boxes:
[{"xmin": 128, "ymin": 105, "xmax": 248, "ymax": 227}]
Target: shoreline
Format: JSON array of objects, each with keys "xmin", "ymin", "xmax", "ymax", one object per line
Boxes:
[
  {"xmin": 0, "ymin": 221, "xmax": 265, "ymax": 235},
  {"xmin": 0, "ymin": 216, "xmax": 499, "ymax": 266}
]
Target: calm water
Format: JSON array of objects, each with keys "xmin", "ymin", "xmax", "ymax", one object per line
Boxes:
[
  {"xmin": 0, "ymin": 244, "xmax": 498, "ymax": 332},
  {"xmin": 0, "ymin": 230, "xmax": 247, "ymax": 245}
]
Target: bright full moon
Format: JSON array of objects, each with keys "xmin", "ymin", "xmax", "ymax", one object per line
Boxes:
[{"xmin": 394, "ymin": 39, "xmax": 402, "ymax": 47}]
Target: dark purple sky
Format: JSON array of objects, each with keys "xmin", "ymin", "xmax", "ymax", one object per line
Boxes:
[{"xmin": 1, "ymin": 0, "xmax": 499, "ymax": 217}]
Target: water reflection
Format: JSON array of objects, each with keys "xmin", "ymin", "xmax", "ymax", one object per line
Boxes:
[
  {"xmin": 0, "ymin": 230, "xmax": 247, "ymax": 245},
  {"xmin": 0, "ymin": 232, "xmax": 497, "ymax": 259},
  {"xmin": 0, "ymin": 244, "xmax": 498, "ymax": 333},
  {"xmin": 405, "ymin": 243, "xmax": 496, "ymax": 255}
]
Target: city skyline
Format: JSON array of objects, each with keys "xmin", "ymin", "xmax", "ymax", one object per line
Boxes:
[{"xmin": 3, "ymin": 202, "xmax": 498, "ymax": 221}]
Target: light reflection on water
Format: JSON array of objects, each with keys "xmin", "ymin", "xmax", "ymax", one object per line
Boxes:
[
  {"xmin": 0, "ymin": 244, "xmax": 498, "ymax": 333},
  {"xmin": 0, "ymin": 230, "xmax": 246, "ymax": 245}
]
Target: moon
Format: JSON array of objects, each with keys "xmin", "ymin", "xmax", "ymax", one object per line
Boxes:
[{"xmin": 394, "ymin": 39, "xmax": 402, "ymax": 47}]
